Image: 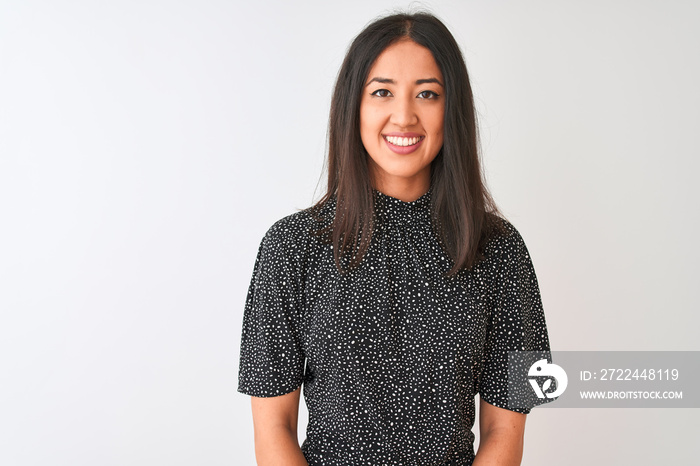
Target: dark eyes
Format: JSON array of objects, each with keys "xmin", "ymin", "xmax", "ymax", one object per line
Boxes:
[
  {"xmin": 370, "ymin": 89, "xmax": 440, "ymax": 99},
  {"xmin": 417, "ymin": 90, "xmax": 439, "ymax": 99},
  {"xmin": 371, "ymin": 89, "xmax": 392, "ymax": 98}
]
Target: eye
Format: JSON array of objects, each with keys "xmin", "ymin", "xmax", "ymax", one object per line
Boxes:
[
  {"xmin": 417, "ymin": 90, "xmax": 439, "ymax": 99},
  {"xmin": 370, "ymin": 89, "xmax": 392, "ymax": 98}
]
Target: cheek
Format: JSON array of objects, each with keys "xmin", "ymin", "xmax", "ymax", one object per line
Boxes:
[
  {"xmin": 359, "ymin": 103, "xmax": 374, "ymax": 140},
  {"xmin": 419, "ymin": 103, "xmax": 444, "ymax": 129},
  {"xmin": 428, "ymin": 109, "xmax": 445, "ymax": 141},
  {"xmin": 360, "ymin": 106, "xmax": 379, "ymax": 129}
]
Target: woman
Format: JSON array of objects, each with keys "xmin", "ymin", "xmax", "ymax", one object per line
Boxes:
[{"xmin": 238, "ymin": 11, "xmax": 552, "ymax": 466}]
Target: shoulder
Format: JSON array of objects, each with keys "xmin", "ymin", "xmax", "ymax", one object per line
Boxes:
[
  {"xmin": 476, "ymin": 217, "xmax": 543, "ymax": 304},
  {"xmin": 481, "ymin": 215, "xmax": 532, "ymax": 269},
  {"xmin": 262, "ymin": 195, "xmax": 336, "ymax": 245},
  {"xmin": 257, "ymin": 203, "xmax": 331, "ymax": 265},
  {"xmin": 485, "ymin": 216, "xmax": 525, "ymax": 250},
  {"xmin": 261, "ymin": 209, "xmax": 315, "ymax": 251}
]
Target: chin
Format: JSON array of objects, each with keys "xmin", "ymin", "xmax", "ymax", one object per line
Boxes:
[{"xmin": 377, "ymin": 165, "xmax": 426, "ymax": 179}]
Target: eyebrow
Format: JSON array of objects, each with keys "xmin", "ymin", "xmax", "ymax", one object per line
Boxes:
[{"xmin": 365, "ymin": 77, "xmax": 444, "ymax": 87}]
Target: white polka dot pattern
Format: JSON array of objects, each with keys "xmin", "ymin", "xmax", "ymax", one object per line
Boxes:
[{"xmin": 238, "ymin": 187, "xmax": 551, "ymax": 466}]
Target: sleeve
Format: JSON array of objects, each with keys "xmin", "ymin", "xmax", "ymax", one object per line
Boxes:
[
  {"xmin": 237, "ymin": 220, "xmax": 306, "ymax": 397},
  {"xmin": 477, "ymin": 223, "xmax": 553, "ymax": 414}
]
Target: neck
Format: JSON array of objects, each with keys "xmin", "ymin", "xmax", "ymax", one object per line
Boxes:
[{"xmin": 371, "ymin": 180, "xmax": 431, "ymax": 203}]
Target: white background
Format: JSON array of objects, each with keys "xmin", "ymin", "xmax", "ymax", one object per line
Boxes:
[{"xmin": 1, "ymin": 0, "xmax": 698, "ymax": 464}]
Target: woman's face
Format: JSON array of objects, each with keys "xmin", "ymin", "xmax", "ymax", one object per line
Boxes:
[{"xmin": 360, "ymin": 39, "xmax": 445, "ymax": 191}]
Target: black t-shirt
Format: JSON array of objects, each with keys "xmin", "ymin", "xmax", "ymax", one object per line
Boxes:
[{"xmin": 237, "ymin": 187, "xmax": 551, "ymax": 466}]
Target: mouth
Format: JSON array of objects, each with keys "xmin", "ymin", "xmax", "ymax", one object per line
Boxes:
[{"xmin": 382, "ymin": 134, "xmax": 425, "ymax": 154}]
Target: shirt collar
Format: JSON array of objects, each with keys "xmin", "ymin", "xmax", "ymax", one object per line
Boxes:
[{"xmin": 372, "ymin": 186, "xmax": 432, "ymax": 225}]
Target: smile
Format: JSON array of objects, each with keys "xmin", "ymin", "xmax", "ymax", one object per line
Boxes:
[
  {"xmin": 382, "ymin": 135, "xmax": 425, "ymax": 154},
  {"xmin": 384, "ymin": 135, "xmax": 423, "ymax": 146}
]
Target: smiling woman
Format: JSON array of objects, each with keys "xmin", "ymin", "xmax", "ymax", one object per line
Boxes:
[
  {"xmin": 360, "ymin": 39, "xmax": 445, "ymax": 193},
  {"xmin": 238, "ymin": 10, "xmax": 553, "ymax": 466}
]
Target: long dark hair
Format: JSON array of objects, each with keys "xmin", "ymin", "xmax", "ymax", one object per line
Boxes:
[{"xmin": 308, "ymin": 11, "xmax": 507, "ymax": 277}]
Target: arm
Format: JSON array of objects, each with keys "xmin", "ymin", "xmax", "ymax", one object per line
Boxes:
[
  {"xmin": 472, "ymin": 397, "xmax": 526, "ymax": 466},
  {"xmin": 251, "ymin": 386, "xmax": 308, "ymax": 466}
]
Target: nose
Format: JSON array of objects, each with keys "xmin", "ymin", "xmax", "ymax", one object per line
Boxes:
[{"xmin": 390, "ymin": 96, "xmax": 418, "ymax": 128}]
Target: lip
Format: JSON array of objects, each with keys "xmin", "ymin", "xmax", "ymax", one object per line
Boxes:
[
  {"xmin": 382, "ymin": 134, "xmax": 425, "ymax": 155},
  {"xmin": 383, "ymin": 132, "xmax": 423, "ymax": 138}
]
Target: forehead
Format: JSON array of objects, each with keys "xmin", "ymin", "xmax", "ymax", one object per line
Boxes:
[{"xmin": 366, "ymin": 39, "xmax": 443, "ymax": 82}]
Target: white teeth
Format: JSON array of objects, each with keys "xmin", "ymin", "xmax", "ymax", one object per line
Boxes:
[{"xmin": 386, "ymin": 136, "xmax": 421, "ymax": 147}]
